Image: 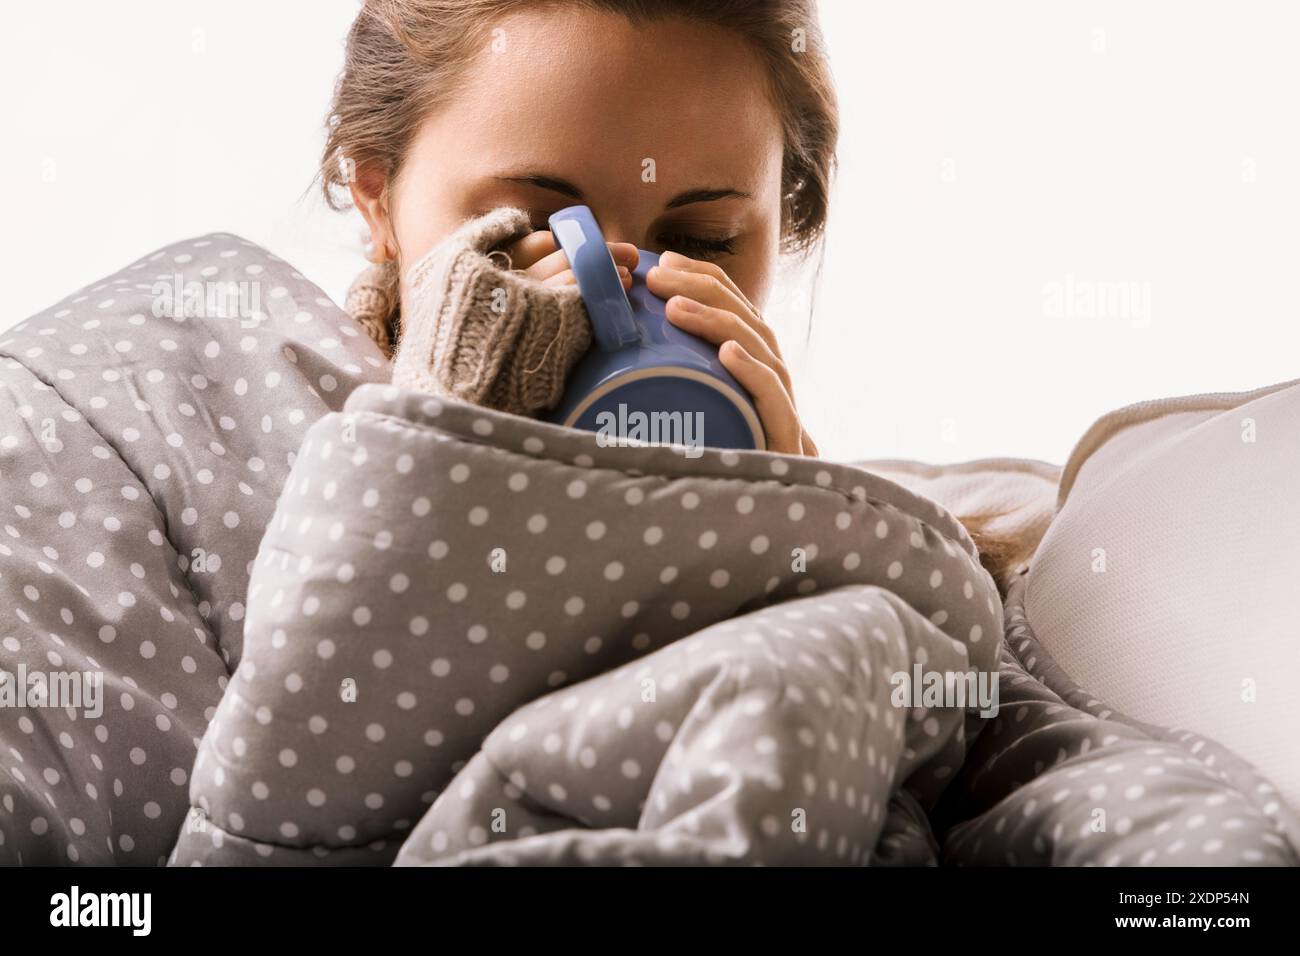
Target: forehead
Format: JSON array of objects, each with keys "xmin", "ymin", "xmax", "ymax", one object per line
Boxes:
[{"xmin": 430, "ymin": 7, "xmax": 784, "ymax": 194}]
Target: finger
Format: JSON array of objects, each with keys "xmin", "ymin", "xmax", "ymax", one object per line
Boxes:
[
  {"xmin": 658, "ymin": 249, "xmax": 761, "ymax": 315},
  {"xmin": 719, "ymin": 340, "xmax": 803, "ymax": 455},
  {"xmin": 799, "ymin": 427, "xmax": 819, "ymax": 458},
  {"xmin": 523, "ymin": 241, "xmax": 639, "ymax": 283},
  {"xmin": 505, "ymin": 230, "xmax": 558, "ymax": 271},
  {"xmin": 543, "ymin": 265, "xmax": 634, "ymax": 290},
  {"xmin": 606, "ymin": 243, "xmax": 640, "ymax": 271},
  {"xmin": 664, "ymin": 296, "xmax": 793, "ymax": 396},
  {"xmin": 524, "ymin": 248, "xmax": 575, "ymax": 282},
  {"xmin": 541, "ymin": 269, "xmax": 576, "ymax": 287},
  {"xmin": 646, "ymin": 260, "xmax": 779, "ymax": 354}
]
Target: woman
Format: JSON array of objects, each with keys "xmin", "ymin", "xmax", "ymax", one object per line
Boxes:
[{"xmin": 323, "ymin": 0, "xmax": 835, "ymax": 458}]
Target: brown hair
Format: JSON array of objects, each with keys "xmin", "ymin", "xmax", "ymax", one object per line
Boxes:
[
  {"xmin": 963, "ymin": 510, "xmax": 1036, "ymax": 596},
  {"xmin": 320, "ymin": 0, "xmax": 838, "ymax": 253}
]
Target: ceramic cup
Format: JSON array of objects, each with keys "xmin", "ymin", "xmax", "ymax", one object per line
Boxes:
[{"xmin": 544, "ymin": 204, "xmax": 765, "ymax": 453}]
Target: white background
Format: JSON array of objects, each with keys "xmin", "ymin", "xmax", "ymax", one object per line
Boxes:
[{"xmin": 4, "ymin": 0, "xmax": 1298, "ymax": 465}]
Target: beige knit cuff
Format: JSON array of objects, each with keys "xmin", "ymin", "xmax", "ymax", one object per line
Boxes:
[
  {"xmin": 344, "ymin": 261, "xmax": 399, "ymax": 358},
  {"xmin": 389, "ymin": 207, "xmax": 593, "ymax": 418}
]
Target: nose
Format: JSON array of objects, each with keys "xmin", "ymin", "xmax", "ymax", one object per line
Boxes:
[
  {"xmin": 567, "ymin": 204, "xmax": 644, "ymax": 251},
  {"xmin": 591, "ymin": 218, "xmax": 637, "ymax": 248}
]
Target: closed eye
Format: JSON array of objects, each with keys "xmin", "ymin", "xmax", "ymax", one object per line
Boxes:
[
  {"xmin": 657, "ymin": 233, "xmax": 738, "ymax": 260},
  {"xmin": 520, "ymin": 213, "xmax": 740, "ymax": 261}
]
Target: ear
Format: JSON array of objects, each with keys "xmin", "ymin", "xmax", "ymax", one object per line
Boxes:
[{"xmin": 349, "ymin": 161, "xmax": 396, "ymax": 262}]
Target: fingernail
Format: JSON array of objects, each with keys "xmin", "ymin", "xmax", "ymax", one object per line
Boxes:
[{"xmin": 672, "ymin": 295, "xmax": 701, "ymax": 312}]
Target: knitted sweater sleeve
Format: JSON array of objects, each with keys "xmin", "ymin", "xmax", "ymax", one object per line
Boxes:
[{"xmin": 385, "ymin": 207, "xmax": 593, "ymax": 418}]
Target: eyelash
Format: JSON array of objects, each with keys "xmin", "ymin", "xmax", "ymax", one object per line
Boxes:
[
  {"xmin": 526, "ymin": 218, "xmax": 737, "ymax": 261},
  {"xmin": 658, "ymin": 233, "xmax": 738, "ymax": 260}
]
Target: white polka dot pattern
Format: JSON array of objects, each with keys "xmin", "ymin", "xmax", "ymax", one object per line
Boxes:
[
  {"xmin": 0, "ymin": 234, "xmax": 387, "ymax": 863},
  {"xmin": 170, "ymin": 383, "xmax": 1001, "ymax": 865},
  {"xmin": 7, "ymin": 233, "xmax": 1289, "ymax": 868},
  {"xmin": 396, "ymin": 587, "xmax": 971, "ymax": 865},
  {"xmin": 941, "ymin": 574, "xmax": 1300, "ymax": 866}
]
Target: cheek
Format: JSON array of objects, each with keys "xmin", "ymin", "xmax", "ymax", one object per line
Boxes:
[
  {"xmin": 389, "ymin": 187, "xmax": 454, "ymax": 270},
  {"xmin": 742, "ymin": 262, "xmax": 776, "ymax": 312},
  {"xmin": 385, "ymin": 166, "xmax": 468, "ymax": 308},
  {"xmin": 385, "ymin": 127, "xmax": 485, "ymax": 267},
  {"xmin": 733, "ymin": 236, "xmax": 780, "ymax": 311}
]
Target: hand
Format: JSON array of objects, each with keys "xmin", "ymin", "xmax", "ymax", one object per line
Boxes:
[
  {"xmin": 503, "ymin": 229, "xmax": 639, "ymax": 292},
  {"xmin": 647, "ymin": 251, "xmax": 817, "ymax": 456}
]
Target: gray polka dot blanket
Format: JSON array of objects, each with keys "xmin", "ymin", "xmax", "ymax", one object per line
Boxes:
[{"xmin": 1, "ymin": 235, "xmax": 1295, "ymax": 866}]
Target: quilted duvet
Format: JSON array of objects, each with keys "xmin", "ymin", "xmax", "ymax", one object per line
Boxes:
[{"xmin": 1, "ymin": 235, "xmax": 1296, "ymax": 866}]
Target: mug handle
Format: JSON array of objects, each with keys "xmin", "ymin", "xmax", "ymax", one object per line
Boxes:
[{"xmin": 548, "ymin": 205, "xmax": 640, "ymax": 352}]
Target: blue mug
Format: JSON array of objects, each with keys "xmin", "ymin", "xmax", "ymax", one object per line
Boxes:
[{"xmin": 544, "ymin": 205, "xmax": 766, "ymax": 454}]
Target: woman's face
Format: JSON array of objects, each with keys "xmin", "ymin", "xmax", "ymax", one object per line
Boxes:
[{"xmin": 353, "ymin": 6, "xmax": 786, "ymax": 309}]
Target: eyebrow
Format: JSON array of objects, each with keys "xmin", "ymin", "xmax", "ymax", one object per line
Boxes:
[{"xmin": 497, "ymin": 174, "xmax": 752, "ymax": 209}]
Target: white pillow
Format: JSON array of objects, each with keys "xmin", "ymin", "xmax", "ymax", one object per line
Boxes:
[{"xmin": 1026, "ymin": 378, "xmax": 1300, "ymax": 813}]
